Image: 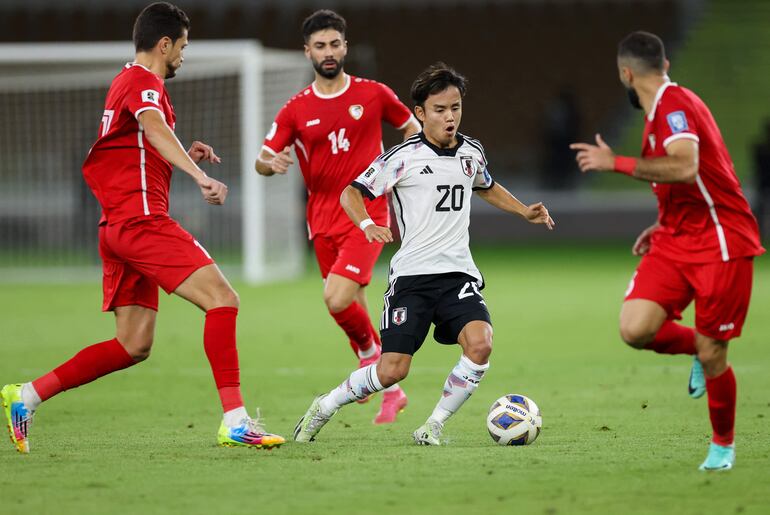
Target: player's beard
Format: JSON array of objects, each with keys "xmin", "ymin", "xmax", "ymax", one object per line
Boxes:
[
  {"xmin": 626, "ymin": 86, "xmax": 642, "ymax": 110},
  {"xmin": 313, "ymin": 57, "xmax": 344, "ymax": 79},
  {"xmin": 165, "ymin": 64, "xmax": 177, "ymax": 79}
]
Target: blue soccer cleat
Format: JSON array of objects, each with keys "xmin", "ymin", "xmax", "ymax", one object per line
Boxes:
[
  {"xmin": 688, "ymin": 356, "xmax": 706, "ymax": 399},
  {"xmin": 699, "ymin": 442, "xmax": 735, "ymax": 471}
]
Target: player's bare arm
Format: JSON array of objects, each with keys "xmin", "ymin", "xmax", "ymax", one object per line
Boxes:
[
  {"xmin": 188, "ymin": 140, "xmax": 221, "ymax": 164},
  {"xmin": 476, "ymin": 182, "xmax": 555, "ymax": 230},
  {"xmin": 570, "ymin": 134, "xmax": 698, "ymax": 184},
  {"xmin": 138, "ymin": 109, "xmax": 227, "ymax": 205},
  {"xmin": 340, "ymin": 185, "xmax": 393, "ymax": 243},
  {"xmin": 255, "ymin": 146, "xmax": 294, "ymax": 176}
]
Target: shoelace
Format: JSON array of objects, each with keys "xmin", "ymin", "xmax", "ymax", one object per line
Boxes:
[{"xmin": 245, "ymin": 408, "xmax": 267, "ymax": 435}]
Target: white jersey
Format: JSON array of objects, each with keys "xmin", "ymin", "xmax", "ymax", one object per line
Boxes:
[{"xmin": 352, "ymin": 131, "xmax": 494, "ymax": 283}]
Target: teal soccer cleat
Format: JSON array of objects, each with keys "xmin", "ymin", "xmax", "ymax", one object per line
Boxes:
[
  {"xmin": 688, "ymin": 356, "xmax": 706, "ymax": 399},
  {"xmin": 699, "ymin": 442, "xmax": 735, "ymax": 471}
]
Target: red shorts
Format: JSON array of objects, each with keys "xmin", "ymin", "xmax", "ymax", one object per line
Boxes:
[
  {"xmin": 624, "ymin": 254, "xmax": 754, "ymax": 340},
  {"xmin": 312, "ymin": 229, "xmax": 383, "ymax": 286},
  {"xmin": 99, "ymin": 215, "xmax": 214, "ymax": 312}
]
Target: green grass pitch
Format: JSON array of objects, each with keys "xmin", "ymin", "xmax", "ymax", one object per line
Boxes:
[{"xmin": 1, "ymin": 245, "xmax": 768, "ymax": 514}]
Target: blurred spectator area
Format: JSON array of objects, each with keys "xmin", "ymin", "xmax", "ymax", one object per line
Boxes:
[{"xmin": 0, "ymin": 0, "xmax": 694, "ymax": 186}]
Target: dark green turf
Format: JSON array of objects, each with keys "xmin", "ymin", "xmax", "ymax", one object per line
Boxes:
[{"xmin": 1, "ymin": 245, "xmax": 768, "ymax": 515}]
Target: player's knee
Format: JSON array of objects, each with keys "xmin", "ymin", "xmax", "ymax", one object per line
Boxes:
[
  {"xmin": 212, "ymin": 286, "xmax": 239, "ymax": 309},
  {"xmin": 465, "ymin": 335, "xmax": 492, "ymax": 364},
  {"xmin": 619, "ymin": 321, "xmax": 654, "ymax": 349},
  {"xmin": 121, "ymin": 335, "xmax": 153, "ymax": 362},
  {"xmin": 377, "ymin": 361, "xmax": 409, "ymax": 387},
  {"xmin": 324, "ymin": 292, "xmax": 352, "ymax": 314},
  {"xmin": 697, "ymin": 344, "xmax": 727, "ymax": 375}
]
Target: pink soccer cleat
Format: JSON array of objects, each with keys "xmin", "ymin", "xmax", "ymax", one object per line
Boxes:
[{"xmin": 374, "ymin": 387, "xmax": 408, "ymax": 424}]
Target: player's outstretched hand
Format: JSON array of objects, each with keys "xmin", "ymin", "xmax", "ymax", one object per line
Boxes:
[
  {"xmin": 632, "ymin": 223, "xmax": 658, "ymax": 256},
  {"xmin": 569, "ymin": 134, "xmax": 614, "ymax": 173},
  {"xmin": 198, "ymin": 175, "xmax": 228, "ymax": 205},
  {"xmin": 270, "ymin": 147, "xmax": 294, "ymax": 174},
  {"xmin": 364, "ymin": 224, "xmax": 393, "ymax": 243},
  {"xmin": 524, "ymin": 202, "xmax": 555, "ymax": 230},
  {"xmin": 188, "ymin": 141, "xmax": 221, "ymax": 165}
]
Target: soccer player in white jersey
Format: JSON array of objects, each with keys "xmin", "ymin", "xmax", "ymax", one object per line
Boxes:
[{"xmin": 293, "ymin": 62, "xmax": 554, "ymax": 445}]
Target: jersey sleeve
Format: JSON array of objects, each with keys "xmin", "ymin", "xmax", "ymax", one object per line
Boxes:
[
  {"xmin": 125, "ymin": 73, "xmax": 166, "ymax": 120},
  {"xmin": 656, "ymin": 91, "xmax": 700, "ymax": 149},
  {"xmin": 378, "ymin": 83, "xmax": 415, "ymax": 130},
  {"xmin": 351, "ymin": 151, "xmax": 408, "ymax": 200},
  {"xmin": 473, "ymin": 165, "xmax": 495, "ymax": 191},
  {"xmin": 262, "ymin": 102, "xmax": 296, "ymax": 155}
]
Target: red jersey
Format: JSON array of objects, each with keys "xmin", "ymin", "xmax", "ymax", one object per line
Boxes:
[
  {"xmin": 83, "ymin": 63, "xmax": 176, "ymax": 225},
  {"xmin": 262, "ymin": 74, "xmax": 414, "ymax": 238},
  {"xmin": 642, "ymin": 82, "xmax": 764, "ymax": 263}
]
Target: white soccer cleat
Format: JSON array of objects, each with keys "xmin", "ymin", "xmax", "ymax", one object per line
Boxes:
[
  {"xmin": 413, "ymin": 419, "xmax": 443, "ymax": 446},
  {"xmin": 293, "ymin": 394, "xmax": 337, "ymax": 443}
]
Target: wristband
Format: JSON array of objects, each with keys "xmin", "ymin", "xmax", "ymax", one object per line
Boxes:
[
  {"xmin": 613, "ymin": 156, "xmax": 637, "ymax": 176},
  {"xmin": 359, "ymin": 218, "xmax": 375, "ymax": 231}
]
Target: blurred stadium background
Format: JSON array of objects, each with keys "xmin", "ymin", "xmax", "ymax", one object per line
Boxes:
[{"xmin": 1, "ymin": 0, "xmax": 767, "ymax": 282}]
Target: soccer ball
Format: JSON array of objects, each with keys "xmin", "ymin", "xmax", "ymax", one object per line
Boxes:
[{"xmin": 486, "ymin": 394, "xmax": 542, "ymax": 446}]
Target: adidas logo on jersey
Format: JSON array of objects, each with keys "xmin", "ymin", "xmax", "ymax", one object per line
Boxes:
[{"xmin": 420, "ymin": 166, "xmax": 434, "ymax": 175}]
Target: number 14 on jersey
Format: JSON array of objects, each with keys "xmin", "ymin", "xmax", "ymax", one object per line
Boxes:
[{"xmin": 328, "ymin": 129, "xmax": 351, "ymax": 154}]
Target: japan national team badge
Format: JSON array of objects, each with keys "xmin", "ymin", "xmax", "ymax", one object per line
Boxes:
[
  {"xmin": 460, "ymin": 156, "xmax": 476, "ymax": 177},
  {"xmin": 349, "ymin": 104, "xmax": 364, "ymax": 120},
  {"xmin": 392, "ymin": 307, "xmax": 407, "ymax": 326}
]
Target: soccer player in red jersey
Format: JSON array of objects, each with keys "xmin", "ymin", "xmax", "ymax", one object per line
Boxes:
[
  {"xmin": 255, "ymin": 10, "xmax": 420, "ymax": 423},
  {"xmin": 0, "ymin": 2, "xmax": 284, "ymax": 453},
  {"xmin": 571, "ymin": 31, "xmax": 764, "ymax": 471}
]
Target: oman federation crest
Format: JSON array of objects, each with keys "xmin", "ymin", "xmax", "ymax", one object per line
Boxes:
[{"xmin": 349, "ymin": 104, "xmax": 364, "ymax": 120}]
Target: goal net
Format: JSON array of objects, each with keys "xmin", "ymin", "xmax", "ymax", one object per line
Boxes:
[{"xmin": 0, "ymin": 41, "xmax": 309, "ymax": 284}]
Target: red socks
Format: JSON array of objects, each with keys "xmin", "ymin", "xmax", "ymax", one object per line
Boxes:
[
  {"xmin": 204, "ymin": 307, "xmax": 244, "ymax": 412},
  {"xmin": 644, "ymin": 321, "xmax": 696, "ymax": 355},
  {"xmin": 32, "ymin": 338, "xmax": 135, "ymax": 401},
  {"xmin": 706, "ymin": 366, "xmax": 736, "ymax": 446},
  {"xmin": 330, "ymin": 302, "xmax": 376, "ymax": 355}
]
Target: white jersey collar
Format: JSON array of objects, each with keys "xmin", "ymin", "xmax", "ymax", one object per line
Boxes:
[
  {"xmin": 647, "ymin": 79, "xmax": 677, "ymax": 122},
  {"xmin": 311, "ymin": 73, "xmax": 351, "ymax": 99}
]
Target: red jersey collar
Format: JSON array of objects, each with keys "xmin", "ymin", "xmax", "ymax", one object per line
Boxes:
[{"xmin": 647, "ymin": 79, "xmax": 677, "ymax": 122}]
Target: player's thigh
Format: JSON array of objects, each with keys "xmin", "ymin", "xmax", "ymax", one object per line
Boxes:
[
  {"xmin": 105, "ymin": 216, "xmax": 215, "ymax": 300},
  {"xmin": 330, "ymin": 229, "xmax": 383, "ymax": 287},
  {"xmin": 621, "ymin": 254, "xmax": 692, "ymax": 340},
  {"xmin": 380, "ymin": 276, "xmax": 435, "ymax": 356},
  {"xmin": 174, "ymin": 263, "xmax": 239, "ymax": 311},
  {"xmin": 323, "ymin": 273, "xmax": 362, "ymax": 313},
  {"xmin": 689, "ymin": 257, "xmax": 754, "ymax": 341},
  {"xmin": 100, "ymin": 225, "xmax": 160, "ymax": 313},
  {"xmin": 114, "ymin": 305, "xmax": 157, "ymax": 360},
  {"xmin": 433, "ymin": 273, "xmax": 492, "ymax": 347}
]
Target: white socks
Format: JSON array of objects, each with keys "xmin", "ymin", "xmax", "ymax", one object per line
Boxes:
[
  {"xmin": 223, "ymin": 406, "xmax": 249, "ymax": 427},
  {"xmin": 429, "ymin": 355, "xmax": 489, "ymax": 425},
  {"xmin": 21, "ymin": 383, "xmax": 41, "ymax": 411},
  {"xmin": 320, "ymin": 364, "xmax": 383, "ymax": 414}
]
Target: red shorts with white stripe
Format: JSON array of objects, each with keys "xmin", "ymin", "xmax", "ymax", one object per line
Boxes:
[
  {"xmin": 312, "ymin": 229, "xmax": 383, "ymax": 286},
  {"xmin": 624, "ymin": 253, "xmax": 755, "ymax": 340},
  {"xmin": 99, "ymin": 215, "xmax": 214, "ymax": 311}
]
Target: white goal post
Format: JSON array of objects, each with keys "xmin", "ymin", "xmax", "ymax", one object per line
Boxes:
[{"xmin": 0, "ymin": 41, "xmax": 309, "ymax": 284}]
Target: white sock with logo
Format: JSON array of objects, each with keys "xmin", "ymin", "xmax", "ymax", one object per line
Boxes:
[
  {"xmin": 223, "ymin": 406, "xmax": 249, "ymax": 428},
  {"xmin": 320, "ymin": 364, "xmax": 383, "ymax": 414},
  {"xmin": 429, "ymin": 355, "xmax": 489, "ymax": 425}
]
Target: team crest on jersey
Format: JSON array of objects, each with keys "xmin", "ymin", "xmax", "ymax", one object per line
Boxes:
[
  {"xmin": 349, "ymin": 104, "xmax": 364, "ymax": 120},
  {"xmin": 666, "ymin": 111, "xmax": 689, "ymax": 134},
  {"xmin": 460, "ymin": 156, "xmax": 476, "ymax": 177},
  {"xmin": 392, "ymin": 307, "xmax": 407, "ymax": 326}
]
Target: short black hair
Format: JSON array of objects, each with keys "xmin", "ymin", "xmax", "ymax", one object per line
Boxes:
[
  {"xmin": 302, "ymin": 9, "xmax": 346, "ymax": 43},
  {"xmin": 618, "ymin": 31, "xmax": 666, "ymax": 72},
  {"xmin": 133, "ymin": 2, "xmax": 190, "ymax": 52},
  {"xmin": 410, "ymin": 62, "xmax": 467, "ymax": 107}
]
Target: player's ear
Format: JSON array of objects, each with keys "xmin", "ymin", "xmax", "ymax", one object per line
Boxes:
[
  {"xmin": 663, "ymin": 59, "xmax": 670, "ymax": 75},
  {"xmin": 414, "ymin": 105, "xmax": 425, "ymax": 123},
  {"xmin": 158, "ymin": 36, "xmax": 172, "ymax": 55}
]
